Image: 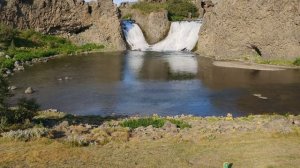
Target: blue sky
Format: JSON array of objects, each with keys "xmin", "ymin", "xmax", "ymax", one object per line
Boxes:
[{"xmin": 84, "ymin": 0, "xmax": 137, "ymax": 5}]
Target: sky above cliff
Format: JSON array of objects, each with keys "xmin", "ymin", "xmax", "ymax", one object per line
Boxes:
[{"xmin": 84, "ymin": 0, "xmax": 137, "ymax": 5}]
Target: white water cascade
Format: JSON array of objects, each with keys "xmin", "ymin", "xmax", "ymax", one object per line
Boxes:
[{"xmin": 122, "ymin": 20, "xmax": 202, "ymax": 52}]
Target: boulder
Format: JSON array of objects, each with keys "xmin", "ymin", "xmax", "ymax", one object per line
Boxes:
[
  {"xmin": 25, "ymin": 87, "xmax": 34, "ymax": 94},
  {"xmin": 8, "ymin": 86, "xmax": 17, "ymax": 90}
]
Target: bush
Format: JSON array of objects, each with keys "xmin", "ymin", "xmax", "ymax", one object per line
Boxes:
[
  {"xmin": 0, "ymin": 75, "xmax": 9, "ymax": 111},
  {"xmin": 167, "ymin": 0, "xmax": 199, "ymax": 21},
  {"xmin": 13, "ymin": 98, "xmax": 40, "ymax": 123},
  {"xmin": 1, "ymin": 127, "xmax": 49, "ymax": 141},
  {"xmin": 0, "ymin": 24, "xmax": 15, "ymax": 49},
  {"xmin": 293, "ymin": 58, "xmax": 300, "ymax": 66},
  {"xmin": 131, "ymin": 0, "xmax": 198, "ymax": 21},
  {"xmin": 66, "ymin": 135, "xmax": 90, "ymax": 147},
  {"xmin": 0, "ymin": 76, "xmax": 40, "ymax": 124}
]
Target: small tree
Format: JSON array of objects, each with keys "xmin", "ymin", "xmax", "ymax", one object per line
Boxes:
[
  {"xmin": 0, "ymin": 24, "xmax": 14, "ymax": 49},
  {"xmin": 0, "ymin": 74, "xmax": 12, "ymax": 126},
  {"xmin": 14, "ymin": 98, "xmax": 40, "ymax": 123},
  {"xmin": 0, "ymin": 74, "xmax": 9, "ymax": 111},
  {"xmin": 0, "ymin": 74, "xmax": 40, "ymax": 125}
]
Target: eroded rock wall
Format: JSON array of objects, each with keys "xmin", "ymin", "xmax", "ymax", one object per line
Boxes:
[
  {"xmin": 121, "ymin": 8, "xmax": 170, "ymax": 44},
  {"xmin": 0, "ymin": 0, "xmax": 126, "ymax": 50},
  {"xmin": 197, "ymin": 0, "xmax": 300, "ymax": 60}
]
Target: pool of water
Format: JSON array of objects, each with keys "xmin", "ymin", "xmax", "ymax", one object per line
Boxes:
[{"xmin": 8, "ymin": 51, "xmax": 300, "ymax": 117}]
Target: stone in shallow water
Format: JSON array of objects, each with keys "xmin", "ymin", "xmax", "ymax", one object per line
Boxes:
[
  {"xmin": 8, "ymin": 86, "xmax": 17, "ymax": 90},
  {"xmin": 25, "ymin": 87, "xmax": 34, "ymax": 94}
]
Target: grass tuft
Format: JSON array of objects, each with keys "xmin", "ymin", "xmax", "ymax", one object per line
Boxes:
[
  {"xmin": 1, "ymin": 127, "xmax": 49, "ymax": 141},
  {"xmin": 120, "ymin": 117, "xmax": 191, "ymax": 129}
]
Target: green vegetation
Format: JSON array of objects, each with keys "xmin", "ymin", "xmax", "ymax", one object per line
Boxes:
[
  {"xmin": 0, "ymin": 75, "xmax": 41, "ymax": 132},
  {"xmin": 241, "ymin": 55, "xmax": 300, "ymax": 67},
  {"xmin": 121, "ymin": 118, "xmax": 165, "ymax": 129},
  {"xmin": 0, "ymin": 24, "xmax": 104, "ymax": 71},
  {"xmin": 131, "ymin": 0, "xmax": 199, "ymax": 21},
  {"xmin": 120, "ymin": 117, "xmax": 191, "ymax": 129},
  {"xmin": 122, "ymin": 13, "xmax": 133, "ymax": 20},
  {"xmin": 167, "ymin": 0, "xmax": 198, "ymax": 21},
  {"xmin": 294, "ymin": 58, "xmax": 300, "ymax": 66},
  {"xmin": 0, "ymin": 24, "xmax": 15, "ymax": 49}
]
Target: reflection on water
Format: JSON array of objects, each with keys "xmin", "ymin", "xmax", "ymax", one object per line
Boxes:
[{"xmin": 8, "ymin": 51, "xmax": 300, "ymax": 116}]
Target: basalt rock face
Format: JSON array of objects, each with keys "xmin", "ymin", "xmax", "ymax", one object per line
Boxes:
[
  {"xmin": 197, "ymin": 0, "xmax": 300, "ymax": 60},
  {"xmin": 0, "ymin": 0, "xmax": 126, "ymax": 50},
  {"xmin": 121, "ymin": 8, "xmax": 170, "ymax": 44}
]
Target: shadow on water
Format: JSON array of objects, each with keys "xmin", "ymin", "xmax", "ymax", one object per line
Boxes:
[{"xmin": 8, "ymin": 51, "xmax": 300, "ymax": 117}]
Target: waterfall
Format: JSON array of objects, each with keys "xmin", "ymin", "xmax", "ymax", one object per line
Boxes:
[
  {"xmin": 122, "ymin": 21, "xmax": 149, "ymax": 51},
  {"xmin": 122, "ymin": 20, "xmax": 202, "ymax": 52}
]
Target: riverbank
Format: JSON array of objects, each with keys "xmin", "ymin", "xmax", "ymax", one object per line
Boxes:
[
  {"xmin": 198, "ymin": 54, "xmax": 300, "ymax": 71},
  {"xmin": 1, "ymin": 111, "xmax": 300, "ymax": 167},
  {"xmin": 0, "ymin": 25, "xmax": 117, "ymax": 76}
]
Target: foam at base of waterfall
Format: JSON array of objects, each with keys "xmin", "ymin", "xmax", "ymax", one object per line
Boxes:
[{"xmin": 122, "ymin": 20, "xmax": 202, "ymax": 52}]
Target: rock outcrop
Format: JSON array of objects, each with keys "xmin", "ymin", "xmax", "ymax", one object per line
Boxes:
[
  {"xmin": 197, "ymin": 0, "xmax": 300, "ymax": 60},
  {"xmin": 120, "ymin": 8, "xmax": 170, "ymax": 44},
  {"xmin": 0, "ymin": 0, "xmax": 126, "ymax": 50}
]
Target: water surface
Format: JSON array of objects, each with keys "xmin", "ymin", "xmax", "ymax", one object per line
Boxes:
[{"xmin": 9, "ymin": 51, "xmax": 300, "ymax": 116}]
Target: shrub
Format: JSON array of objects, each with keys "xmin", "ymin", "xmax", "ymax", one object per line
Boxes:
[
  {"xmin": 167, "ymin": 0, "xmax": 199, "ymax": 21},
  {"xmin": 293, "ymin": 58, "xmax": 300, "ymax": 66},
  {"xmin": 1, "ymin": 127, "xmax": 49, "ymax": 141},
  {"xmin": 66, "ymin": 135, "xmax": 90, "ymax": 147},
  {"xmin": 0, "ymin": 24, "xmax": 15, "ymax": 49},
  {"xmin": 13, "ymin": 98, "xmax": 40, "ymax": 123},
  {"xmin": 0, "ymin": 74, "xmax": 9, "ymax": 110},
  {"xmin": 131, "ymin": 0, "xmax": 198, "ymax": 21}
]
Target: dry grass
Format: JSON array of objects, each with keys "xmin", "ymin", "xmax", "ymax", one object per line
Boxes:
[{"xmin": 0, "ymin": 132, "xmax": 300, "ymax": 168}]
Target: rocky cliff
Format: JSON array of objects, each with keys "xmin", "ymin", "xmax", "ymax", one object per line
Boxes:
[
  {"xmin": 120, "ymin": 7, "xmax": 170, "ymax": 44},
  {"xmin": 197, "ymin": 0, "xmax": 300, "ymax": 60},
  {"xmin": 0, "ymin": 0, "xmax": 126, "ymax": 50}
]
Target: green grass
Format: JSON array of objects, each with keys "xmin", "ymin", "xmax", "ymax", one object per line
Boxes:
[
  {"xmin": 130, "ymin": 0, "xmax": 198, "ymax": 21},
  {"xmin": 168, "ymin": 119, "xmax": 191, "ymax": 129},
  {"xmin": 241, "ymin": 55, "xmax": 300, "ymax": 67},
  {"xmin": 293, "ymin": 58, "xmax": 300, "ymax": 66},
  {"xmin": 0, "ymin": 26, "xmax": 104, "ymax": 71},
  {"xmin": 120, "ymin": 117, "xmax": 191, "ymax": 129},
  {"xmin": 122, "ymin": 13, "xmax": 133, "ymax": 20}
]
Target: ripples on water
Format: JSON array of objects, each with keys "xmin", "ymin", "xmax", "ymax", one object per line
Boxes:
[{"xmin": 9, "ymin": 51, "xmax": 300, "ymax": 116}]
